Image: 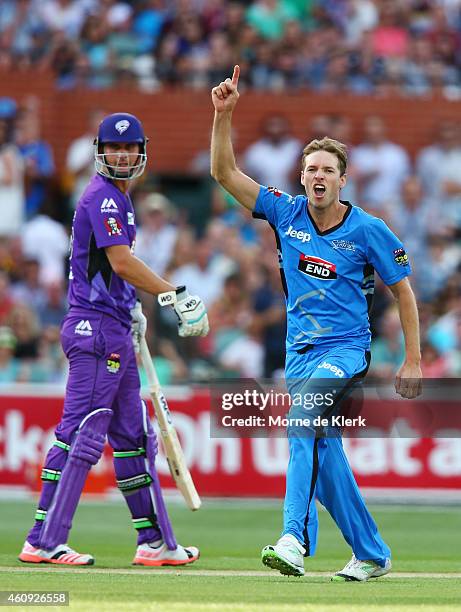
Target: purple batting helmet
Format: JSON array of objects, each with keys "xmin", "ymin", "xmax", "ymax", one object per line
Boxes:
[{"xmin": 94, "ymin": 112, "xmax": 148, "ymax": 180}]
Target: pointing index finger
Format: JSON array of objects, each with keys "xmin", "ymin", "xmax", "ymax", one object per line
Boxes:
[{"xmin": 232, "ymin": 65, "xmax": 240, "ymax": 87}]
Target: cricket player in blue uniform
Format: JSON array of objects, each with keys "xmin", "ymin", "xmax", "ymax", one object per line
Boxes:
[{"xmin": 210, "ymin": 66, "xmax": 422, "ymax": 581}]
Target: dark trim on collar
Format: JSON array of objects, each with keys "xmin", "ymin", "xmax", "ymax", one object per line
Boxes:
[{"xmin": 307, "ymin": 200, "xmax": 352, "ymax": 236}]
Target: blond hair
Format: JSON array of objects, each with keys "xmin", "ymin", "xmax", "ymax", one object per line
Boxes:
[{"xmin": 301, "ymin": 137, "xmax": 348, "ymax": 176}]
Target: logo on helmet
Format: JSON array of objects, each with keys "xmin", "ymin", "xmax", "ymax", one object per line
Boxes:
[{"xmin": 115, "ymin": 119, "xmax": 130, "ymax": 134}]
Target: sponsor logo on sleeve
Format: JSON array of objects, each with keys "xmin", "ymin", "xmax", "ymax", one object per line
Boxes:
[
  {"xmin": 267, "ymin": 186, "xmax": 282, "ymax": 197},
  {"xmin": 104, "ymin": 217, "xmax": 123, "ymax": 236},
  {"xmin": 298, "ymin": 255, "xmax": 337, "ymax": 279},
  {"xmin": 127, "ymin": 212, "xmax": 135, "ymax": 225},
  {"xmin": 100, "ymin": 198, "xmax": 119, "ymax": 213},
  {"xmin": 107, "ymin": 353, "xmax": 121, "ymax": 374},
  {"xmin": 393, "ymin": 247, "xmax": 409, "ymax": 266}
]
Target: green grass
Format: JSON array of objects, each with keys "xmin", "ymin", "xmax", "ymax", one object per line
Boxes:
[{"xmin": 0, "ymin": 500, "xmax": 460, "ymax": 610}]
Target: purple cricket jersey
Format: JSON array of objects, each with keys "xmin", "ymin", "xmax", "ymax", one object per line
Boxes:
[{"xmin": 68, "ymin": 174, "xmax": 137, "ymax": 327}]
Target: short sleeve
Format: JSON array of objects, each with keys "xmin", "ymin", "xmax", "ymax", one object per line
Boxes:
[
  {"xmin": 87, "ymin": 190, "xmax": 131, "ymax": 249},
  {"xmin": 252, "ymin": 185, "xmax": 295, "ymax": 228},
  {"xmin": 366, "ymin": 217, "xmax": 411, "ymax": 286}
]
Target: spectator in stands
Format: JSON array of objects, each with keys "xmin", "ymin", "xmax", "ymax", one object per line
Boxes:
[
  {"xmin": 370, "ymin": 305, "xmax": 405, "ymax": 380},
  {"xmin": 0, "ymin": 101, "xmax": 24, "ymax": 237},
  {"xmin": 36, "ymin": 280, "xmax": 67, "ymax": 328},
  {"xmin": 424, "ymin": 125, "xmax": 461, "ymax": 231},
  {"xmin": 35, "ymin": 324, "xmax": 67, "ymax": 383},
  {"xmin": 246, "ymin": 0, "xmax": 298, "ymax": 41},
  {"xmin": 7, "ymin": 302, "xmax": 40, "ymax": 360},
  {"xmin": 415, "ymin": 120, "xmax": 460, "ymax": 200},
  {"xmin": 417, "ymin": 235, "xmax": 461, "ymax": 303},
  {"xmin": 370, "ymin": 1, "xmax": 409, "ymax": 59},
  {"xmin": 132, "ymin": 0, "xmax": 168, "ymax": 54},
  {"xmin": 16, "ymin": 100, "xmax": 55, "ymax": 218},
  {"xmin": 352, "ymin": 115, "xmax": 410, "ymax": 210},
  {"xmin": 170, "ymin": 237, "xmax": 224, "ymax": 306},
  {"xmin": 38, "ymin": 0, "xmax": 91, "ymax": 39},
  {"xmin": 252, "ymin": 259, "xmax": 286, "ymax": 378},
  {"xmin": 387, "ymin": 176, "xmax": 430, "ymax": 262},
  {"xmin": 420, "ymin": 340, "xmax": 454, "ymax": 378},
  {"xmin": 107, "ymin": 2, "xmax": 145, "ymax": 72},
  {"xmin": 135, "ymin": 193, "xmax": 178, "ymax": 277},
  {"xmin": 19, "ymin": 199, "xmax": 69, "ymax": 285},
  {"xmin": 11, "ymin": 258, "xmax": 47, "ymax": 312},
  {"xmin": 66, "ymin": 108, "xmax": 105, "ymax": 207},
  {"xmin": 209, "ymin": 272, "xmax": 264, "ymax": 377},
  {"xmin": 243, "ymin": 114, "xmax": 301, "ymax": 194},
  {"xmin": 79, "ymin": 14, "xmax": 114, "ymax": 88}
]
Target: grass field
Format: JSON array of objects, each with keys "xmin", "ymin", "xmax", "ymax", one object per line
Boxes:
[{"xmin": 0, "ymin": 499, "xmax": 460, "ymax": 611}]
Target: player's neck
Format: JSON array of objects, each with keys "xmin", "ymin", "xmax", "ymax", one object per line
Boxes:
[
  {"xmin": 308, "ymin": 200, "xmax": 347, "ymax": 232},
  {"xmin": 112, "ymin": 179, "xmax": 130, "ymax": 194}
]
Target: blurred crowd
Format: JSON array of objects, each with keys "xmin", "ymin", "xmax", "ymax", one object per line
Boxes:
[
  {"xmin": 0, "ymin": 91, "xmax": 460, "ymax": 385},
  {"xmin": 3, "ymin": 0, "xmax": 461, "ymax": 96}
]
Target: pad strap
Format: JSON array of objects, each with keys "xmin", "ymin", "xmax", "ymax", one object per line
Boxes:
[
  {"xmin": 116, "ymin": 473, "xmax": 152, "ymax": 494},
  {"xmin": 41, "ymin": 468, "xmax": 61, "ymax": 482},
  {"xmin": 132, "ymin": 516, "xmax": 156, "ymax": 531},
  {"xmin": 113, "ymin": 448, "xmax": 145, "ymax": 458}
]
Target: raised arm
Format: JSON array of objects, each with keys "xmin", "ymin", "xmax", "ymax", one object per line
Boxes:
[{"xmin": 210, "ymin": 65, "xmax": 260, "ymax": 211}]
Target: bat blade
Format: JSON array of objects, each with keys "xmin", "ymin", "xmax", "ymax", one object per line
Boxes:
[{"xmin": 150, "ymin": 388, "xmax": 201, "ymax": 511}]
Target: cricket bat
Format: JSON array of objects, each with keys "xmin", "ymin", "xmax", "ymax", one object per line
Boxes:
[{"xmin": 139, "ymin": 336, "xmax": 201, "ymax": 511}]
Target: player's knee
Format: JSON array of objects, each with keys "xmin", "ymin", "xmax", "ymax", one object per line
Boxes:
[
  {"xmin": 70, "ymin": 432, "xmax": 106, "ymax": 465},
  {"xmin": 69, "ymin": 408, "xmax": 113, "ymax": 466}
]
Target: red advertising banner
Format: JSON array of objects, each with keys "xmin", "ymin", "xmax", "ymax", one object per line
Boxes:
[{"xmin": 0, "ymin": 385, "xmax": 460, "ymax": 498}]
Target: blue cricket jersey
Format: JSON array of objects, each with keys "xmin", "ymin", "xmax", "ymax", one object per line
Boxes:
[{"xmin": 253, "ymin": 186, "xmax": 411, "ymax": 353}]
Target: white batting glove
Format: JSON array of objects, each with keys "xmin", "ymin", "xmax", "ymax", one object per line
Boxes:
[
  {"xmin": 130, "ymin": 299, "xmax": 147, "ymax": 353},
  {"xmin": 158, "ymin": 286, "xmax": 209, "ymax": 338}
]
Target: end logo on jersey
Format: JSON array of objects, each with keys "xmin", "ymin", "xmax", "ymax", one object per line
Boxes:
[
  {"xmin": 268, "ymin": 186, "xmax": 282, "ymax": 197},
  {"xmin": 107, "ymin": 353, "xmax": 121, "ymax": 374},
  {"xmin": 393, "ymin": 247, "xmax": 409, "ymax": 266},
  {"xmin": 298, "ymin": 255, "xmax": 337, "ymax": 280},
  {"xmin": 104, "ymin": 216, "xmax": 122, "ymax": 236}
]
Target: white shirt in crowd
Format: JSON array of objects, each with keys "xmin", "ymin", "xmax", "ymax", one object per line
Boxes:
[
  {"xmin": 351, "ymin": 141, "xmax": 410, "ymax": 207},
  {"xmin": 21, "ymin": 214, "xmax": 69, "ymax": 284},
  {"xmin": 243, "ymin": 137, "xmax": 301, "ymax": 195}
]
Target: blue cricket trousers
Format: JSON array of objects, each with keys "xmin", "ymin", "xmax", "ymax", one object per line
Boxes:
[{"xmin": 283, "ymin": 343, "xmax": 391, "ymax": 566}]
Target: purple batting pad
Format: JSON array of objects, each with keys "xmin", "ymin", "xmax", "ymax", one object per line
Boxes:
[{"xmin": 39, "ymin": 408, "xmax": 113, "ymax": 550}]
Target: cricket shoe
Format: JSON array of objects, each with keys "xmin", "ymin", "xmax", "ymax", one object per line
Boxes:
[
  {"xmin": 261, "ymin": 534, "xmax": 305, "ymax": 577},
  {"xmin": 18, "ymin": 541, "xmax": 94, "ymax": 565},
  {"xmin": 332, "ymin": 554, "xmax": 392, "ymax": 582},
  {"xmin": 133, "ymin": 541, "xmax": 199, "ymax": 566}
]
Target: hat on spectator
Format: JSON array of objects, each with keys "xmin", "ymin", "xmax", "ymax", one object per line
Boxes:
[
  {"xmin": 0, "ymin": 326, "xmax": 17, "ymax": 350},
  {"xmin": 143, "ymin": 193, "xmax": 173, "ymax": 215}
]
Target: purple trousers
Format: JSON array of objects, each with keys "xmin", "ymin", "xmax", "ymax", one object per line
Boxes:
[{"xmin": 28, "ymin": 309, "xmax": 162, "ymax": 547}]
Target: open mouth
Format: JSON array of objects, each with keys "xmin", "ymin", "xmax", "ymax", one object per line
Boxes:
[{"xmin": 313, "ymin": 184, "xmax": 326, "ymax": 197}]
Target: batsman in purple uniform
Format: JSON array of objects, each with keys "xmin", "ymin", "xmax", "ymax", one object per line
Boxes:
[{"xmin": 18, "ymin": 113, "xmax": 209, "ymax": 567}]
